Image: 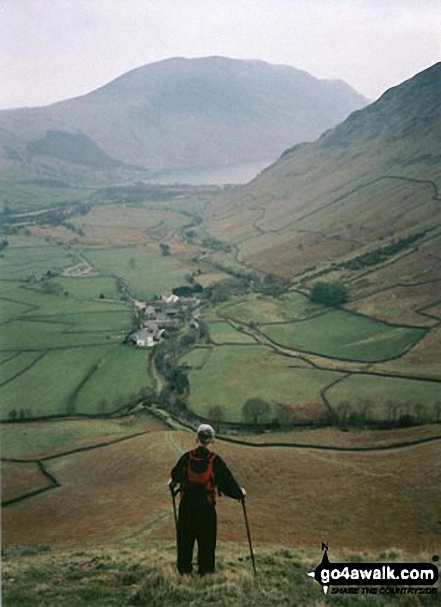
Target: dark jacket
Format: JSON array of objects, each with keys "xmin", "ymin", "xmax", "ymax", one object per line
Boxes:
[{"xmin": 171, "ymin": 446, "xmax": 243, "ymax": 505}]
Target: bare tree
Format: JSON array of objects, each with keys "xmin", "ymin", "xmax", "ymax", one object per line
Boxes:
[
  {"xmin": 336, "ymin": 400, "xmax": 351, "ymax": 425},
  {"xmin": 386, "ymin": 400, "xmax": 401, "ymax": 424},
  {"xmin": 274, "ymin": 404, "xmax": 294, "ymax": 428},
  {"xmin": 242, "ymin": 398, "xmax": 271, "ymax": 424},
  {"xmin": 412, "ymin": 402, "xmax": 425, "ymax": 423},
  {"xmin": 208, "ymin": 405, "xmax": 224, "ymax": 433},
  {"xmin": 432, "ymin": 401, "xmax": 441, "ymax": 423},
  {"xmin": 359, "ymin": 398, "xmax": 374, "ymax": 425}
]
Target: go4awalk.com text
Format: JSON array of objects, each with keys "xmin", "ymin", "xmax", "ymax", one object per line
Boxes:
[{"xmin": 307, "ymin": 544, "xmax": 438, "ymax": 596}]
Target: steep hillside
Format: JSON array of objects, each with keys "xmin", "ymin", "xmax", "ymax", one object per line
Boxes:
[
  {"xmin": 0, "ymin": 56, "xmax": 367, "ymax": 177},
  {"xmin": 205, "ymin": 62, "xmax": 441, "ymax": 282},
  {"xmin": 26, "ymin": 130, "xmax": 121, "ymax": 169}
]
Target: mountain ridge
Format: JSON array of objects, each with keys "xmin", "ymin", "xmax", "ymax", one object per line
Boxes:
[{"xmin": 0, "ymin": 56, "xmax": 368, "ymax": 177}]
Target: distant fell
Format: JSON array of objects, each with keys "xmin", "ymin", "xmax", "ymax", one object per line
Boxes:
[
  {"xmin": 0, "ymin": 56, "xmax": 367, "ymax": 178},
  {"xmin": 26, "ymin": 130, "xmax": 121, "ymax": 169}
]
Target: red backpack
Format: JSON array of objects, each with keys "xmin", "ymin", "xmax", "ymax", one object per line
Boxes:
[{"xmin": 181, "ymin": 450, "xmax": 216, "ymax": 504}]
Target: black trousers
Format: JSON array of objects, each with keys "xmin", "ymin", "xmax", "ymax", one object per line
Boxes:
[{"xmin": 177, "ymin": 500, "xmax": 217, "ymax": 575}]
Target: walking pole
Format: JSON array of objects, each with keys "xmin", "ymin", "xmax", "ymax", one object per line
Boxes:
[
  {"xmin": 169, "ymin": 485, "xmax": 178, "ymax": 532},
  {"xmin": 241, "ymin": 498, "xmax": 257, "ymax": 576}
]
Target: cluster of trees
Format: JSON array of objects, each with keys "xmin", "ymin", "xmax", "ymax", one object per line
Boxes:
[
  {"xmin": 98, "ymin": 184, "xmax": 192, "ymax": 203},
  {"xmin": 207, "ymin": 405, "xmax": 224, "ymax": 432},
  {"xmin": 172, "ymin": 283, "xmax": 204, "ymax": 297},
  {"xmin": 258, "ymin": 273, "xmax": 290, "ymax": 297},
  {"xmin": 205, "ymin": 270, "xmax": 290, "ymax": 305},
  {"xmin": 40, "ymin": 280, "xmax": 63, "ymax": 295},
  {"xmin": 241, "ymin": 398, "xmax": 295, "ymax": 427},
  {"xmin": 299, "ymin": 230, "xmax": 429, "ymax": 287},
  {"xmin": 8, "ymin": 408, "xmax": 32, "ymax": 421},
  {"xmin": 310, "ymin": 281, "xmax": 347, "ymax": 306},
  {"xmin": 159, "ymin": 243, "xmax": 170, "ymax": 256},
  {"xmin": 207, "ymin": 277, "xmax": 252, "ymax": 303},
  {"xmin": 154, "ymin": 336, "xmax": 193, "ymax": 399},
  {"xmin": 201, "ymin": 236, "xmax": 232, "ymax": 253},
  {"xmin": 341, "ymin": 231, "xmax": 427, "ymax": 271},
  {"xmin": 63, "ymin": 222, "xmax": 85, "ymax": 236},
  {"xmin": 333, "ymin": 399, "xmax": 441, "ymax": 429}
]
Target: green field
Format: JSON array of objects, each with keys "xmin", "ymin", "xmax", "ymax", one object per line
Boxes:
[
  {"xmin": 220, "ymin": 292, "xmax": 323, "ymax": 324},
  {"xmin": 4, "ymin": 236, "xmax": 53, "ymax": 248},
  {"xmin": 0, "ymin": 343, "xmax": 152, "ymax": 420},
  {"xmin": 0, "ymin": 243, "xmax": 76, "ymax": 281},
  {"xmin": 72, "ymin": 346, "xmax": 151, "ymax": 413},
  {"xmin": 0, "ymin": 418, "xmax": 142, "ymax": 459},
  {"xmin": 327, "ymin": 373, "xmax": 441, "ymax": 422},
  {"xmin": 261, "ymin": 310, "xmax": 425, "ymax": 362},
  {"xmin": 0, "ymin": 347, "xmax": 111, "ymax": 418},
  {"xmin": 84, "ymin": 246, "xmax": 193, "ymax": 299},
  {"xmin": 30, "ymin": 310, "xmax": 133, "ymax": 332},
  {"xmin": 186, "ymin": 345, "xmax": 338, "ymax": 422},
  {"xmin": 0, "ymin": 352, "xmax": 19, "ymax": 364},
  {"xmin": 55, "ymin": 276, "xmax": 119, "ymax": 300},
  {"xmin": 0, "ymin": 236, "xmax": 155, "ymax": 419},
  {"xmin": 0, "ymin": 319, "xmax": 123, "ymax": 351},
  {"xmin": 0, "ymin": 298, "xmax": 34, "ymax": 322},
  {"xmin": 2, "ymin": 286, "xmax": 127, "ymax": 316},
  {"xmin": 207, "ymin": 321, "xmax": 257, "ymax": 344},
  {"xmin": 148, "ymin": 212, "xmax": 190, "ymax": 240},
  {"xmin": 0, "ymin": 181, "xmax": 92, "ymax": 212},
  {"xmin": 0, "ymin": 352, "xmax": 44, "ymax": 385},
  {"xmin": 180, "ymin": 347, "xmax": 213, "ymax": 369}
]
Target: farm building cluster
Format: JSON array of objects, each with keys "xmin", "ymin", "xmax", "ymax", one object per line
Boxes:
[{"xmin": 130, "ymin": 293, "xmax": 201, "ymax": 347}]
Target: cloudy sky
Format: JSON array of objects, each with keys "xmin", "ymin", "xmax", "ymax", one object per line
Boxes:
[{"xmin": 1, "ymin": 0, "xmax": 440, "ymax": 109}]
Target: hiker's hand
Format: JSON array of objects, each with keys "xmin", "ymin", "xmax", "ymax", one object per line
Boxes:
[
  {"xmin": 168, "ymin": 479, "xmax": 176, "ymax": 491},
  {"xmin": 239, "ymin": 487, "xmax": 246, "ymax": 501}
]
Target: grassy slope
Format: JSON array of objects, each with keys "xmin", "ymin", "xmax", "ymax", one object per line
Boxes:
[
  {"xmin": 219, "ymin": 292, "xmax": 323, "ymax": 324},
  {"xmin": 0, "ymin": 416, "xmax": 166, "ymax": 463},
  {"xmin": 205, "ymin": 64, "xmax": 441, "ymax": 279},
  {"xmin": 3, "ymin": 542, "xmax": 439, "ymax": 607},
  {"xmin": 2, "ymin": 461, "xmax": 53, "ymax": 503},
  {"xmin": 3, "ymin": 429, "xmax": 441, "ymax": 552}
]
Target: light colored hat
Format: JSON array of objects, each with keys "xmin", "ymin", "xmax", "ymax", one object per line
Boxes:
[{"xmin": 197, "ymin": 423, "xmax": 215, "ymax": 445}]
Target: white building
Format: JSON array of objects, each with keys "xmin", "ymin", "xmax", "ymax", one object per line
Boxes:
[
  {"xmin": 132, "ymin": 326, "xmax": 164, "ymax": 348},
  {"xmin": 161, "ymin": 293, "xmax": 180, "ymax": 305}
]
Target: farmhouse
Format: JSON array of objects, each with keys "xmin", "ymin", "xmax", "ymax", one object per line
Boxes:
[
  {"xmin": 162, "ymin": 293, "xmax": 180, "ymax": 305},
  {"xmin": 133, "ymin": 299, "xmax": 147, "ymax": 312},
  {"xmin": 131, "ymin": 324, "xmax": 164, "ymax": 348}
]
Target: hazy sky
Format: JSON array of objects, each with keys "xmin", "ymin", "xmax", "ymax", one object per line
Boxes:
[{"xmin": 1, "ymin": 0, "xmax": 440, "ymax": 109}]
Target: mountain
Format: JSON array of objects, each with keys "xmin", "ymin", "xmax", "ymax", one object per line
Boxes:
[
  {"xmin": 0, "ymin": 56, "xmax": 367, "ymax": 178},
  {"xmin": 205, "ymin": 62, "xmax": 441, "ymax": 281}
]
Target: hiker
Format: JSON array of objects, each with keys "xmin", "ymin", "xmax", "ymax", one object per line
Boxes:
[{"xmin": 168, "ymin": 423, "xmax": 246, "ymax": 576}]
